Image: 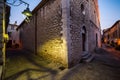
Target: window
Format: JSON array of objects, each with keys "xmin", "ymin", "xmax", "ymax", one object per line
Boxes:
[
  {"xmin": 82, "ymin": 26, "xmax": 86, "ymax": 51},
  {"xmin": 81, "ymin": 4, "xmax": 85, "ymax": 15},
  {"xmin": 96, "ymin": 33, "xmax": 98, "ymax": 47},
  {"xmin": 11, "ymin": 25, "xmax": 14, "ymax": 30},
  {"xmin": 70, "ymin": 6, "xmax": 72, "ymax": 16},
  {"xmin": 8, "ymin": 32, "xmax": 12, "ymax": 37}
]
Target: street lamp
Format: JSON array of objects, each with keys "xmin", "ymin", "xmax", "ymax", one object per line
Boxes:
[
  {"xmin": 7, "ymin": 0, "xmax": 32, "ymax": 19},
  {"xmin": 20, "ymin": 0, "xmax": 32, "ymax": 21},
  {"xmin": 22, "ymin": 5, "xmax": 32, "ymax": 22},
  {"xmin": 22, "ymin": 7, "xmax": 32, "ymax": 17}
]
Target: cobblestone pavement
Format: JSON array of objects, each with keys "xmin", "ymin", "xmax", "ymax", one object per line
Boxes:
[{"xmin": 4, "ymin": 47, "xmax": 120, "ymax": 80}]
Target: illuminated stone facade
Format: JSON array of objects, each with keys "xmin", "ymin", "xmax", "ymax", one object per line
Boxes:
[
  {"xmin": 18, "ymin": 0, "xmax": 101, "ymax": 68},
  {"xmin": 103, "ymin": 20, "xmax": 120, "ymax": 45}
]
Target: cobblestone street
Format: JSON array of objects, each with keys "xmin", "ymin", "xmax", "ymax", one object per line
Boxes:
[{"xmin": 5, "ymin": 45, "xmax": 120, "ymax": 80}]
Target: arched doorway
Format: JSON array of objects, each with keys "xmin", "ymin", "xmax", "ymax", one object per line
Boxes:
[{"xmin": 82, "ymin": 26, "xmax": 86, "ymax": 51}]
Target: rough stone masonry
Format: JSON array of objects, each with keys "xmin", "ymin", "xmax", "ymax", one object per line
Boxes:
[{"xmin": 18, "ymin": 0, "xmax": 101, "ymax": 68}]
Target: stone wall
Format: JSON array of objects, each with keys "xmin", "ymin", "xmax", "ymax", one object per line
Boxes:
[
  {"xmin": 19, "ymin": 0, "xmax": 101, "ymax": 68},
  {"xmin": 20, "ymin": 16, "xmax": 35, "ymax": 52},
  {"xmin": 69, "ymin": 0, "xmax": 89, "ymax": 67},
  {"xmin": 68, "ymin": 0, "xmax": 101, "ymax": 67},
  {"xmin": 0, "ymin": 1, "xmax": 4, "ymax": 64},
  {"xmin": 36, "ymin": 0, "xmax": 68, "ymax": 67},
  {"xmin": 0, "ymin": 2, "xmax": 3, "ymax": 43},
  {"xmin": 19, "ymin": 0, "xmax": 68, "ymax": 67},
  {"xmin": 88, "ymin": 0, "xmax": 101, "ymax": 50}
]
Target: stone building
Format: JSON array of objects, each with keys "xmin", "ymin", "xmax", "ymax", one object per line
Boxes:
[
  {"xmin": 7, "ymin": 22, "xmax": 21, "ymax": 48},
  {"xmin": 18, "ymin": 0, "xmax": 101, "ymax": 68},
  {"xmin": 103, "ymin": 20, "xmax": 120, "ymax": 45}
]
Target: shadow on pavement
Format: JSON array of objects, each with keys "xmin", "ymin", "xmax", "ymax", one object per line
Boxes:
[
  {"xmin": 5, "ymin": 48, "xmax": 120, "ymax": 80},
  {"xmin": 5, "ymin": 50, "xmax": 58, "ymax": 80}
]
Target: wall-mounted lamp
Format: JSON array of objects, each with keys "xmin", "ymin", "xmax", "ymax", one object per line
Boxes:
[
  {"xmin": 22, "ymin": 7, "xmax": 32, "ymax": 17},
  {"xmin": 7, "ymin": 0, "xmax": 32, "ymax": 21},
  {"xmin": 20, "ymin": 0, "xmax": 32, "ymax": 21}
]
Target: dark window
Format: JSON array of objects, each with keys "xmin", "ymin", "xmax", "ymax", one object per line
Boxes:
[
  {"xmin": 82, "ymin": 26, "xmax": 86, "ymax": 51},
  {"xmin": 81, "ymin": 4, "xmax": 85, "ymax": 15},
  {"xmin": 8, "ymin": 32, "xmax": 12, "ymax": 37},
  {"xmin": 11, "ymin": 25, "xmax": 14, "ymax": 30},
  {"xmin": 96, "ymin": 33, "xmax": 98, "ymax": 47},
  {"xmin": 107, "ymin": 35, "xmax": 109, "ymax": 39}
]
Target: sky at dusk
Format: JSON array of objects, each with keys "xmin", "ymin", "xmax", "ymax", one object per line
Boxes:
[
  {"xmin": 8, "ymin": 0, "xmax": 120, "ymax": 30},
  {"xmin": 98, "ymin": 0, "xmax": 120, "ymax": 30},
  {"xmin": 8, "ymin": 0, "xmax": 41, "ymax": 25}
]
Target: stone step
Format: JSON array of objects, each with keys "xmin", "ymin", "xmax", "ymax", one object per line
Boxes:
[
  {"xmin": 81, "ymin": 52, "xmax": 94, "ymax": 63},
  {"xmin": 81, "ymin": 51, "xmax": 89, "ymax": 56},
  {"xmin": 82, "ymin": 54, "xmax": 91, "ymax": 59},
  {"xmin": 85, "ymin": 55, "xmax": 94, "ymax": 62}
]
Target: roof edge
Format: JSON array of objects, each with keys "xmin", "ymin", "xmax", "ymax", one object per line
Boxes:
[
  {"xmin": 103, "ymin": 20, "xmax": 120, "ymax": 33},
  {"xmin": 17, "ymin": 0, "xmax": 49, "ymax": 30}
]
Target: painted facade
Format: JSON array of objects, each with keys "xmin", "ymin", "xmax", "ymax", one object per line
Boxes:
[{"xmin": 18, "ymin": 0, "xmax": 101, "ymax": 68}]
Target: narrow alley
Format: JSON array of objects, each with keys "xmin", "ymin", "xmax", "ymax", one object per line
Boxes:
[
  {"xmin": 0, "ymin": 0, "xmax": 120, "ymax": 80},
  {"xmin": 5, "ymin": 45, "xmax": 120, "ymax": 80}
]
